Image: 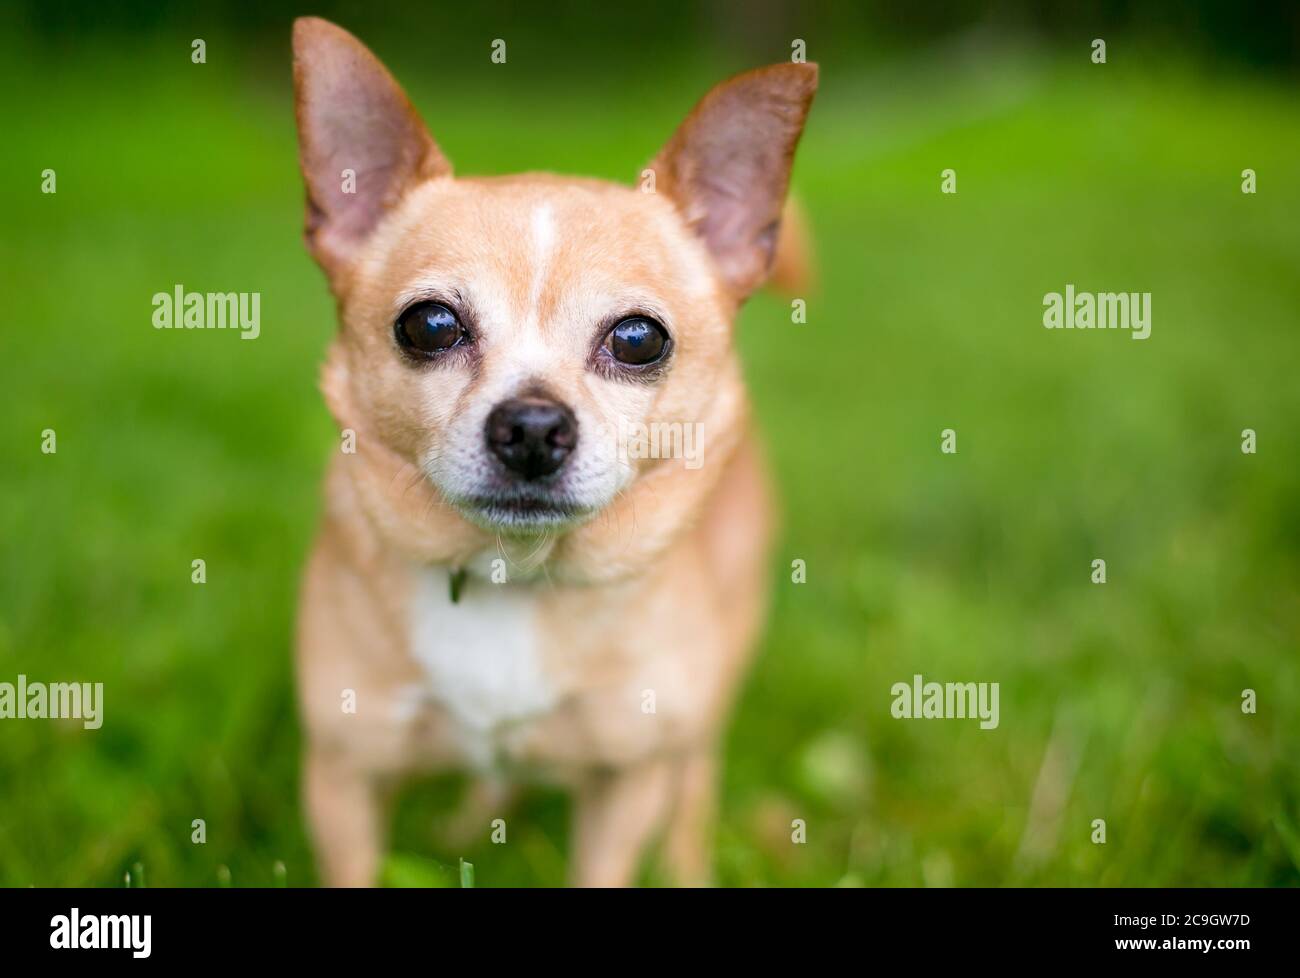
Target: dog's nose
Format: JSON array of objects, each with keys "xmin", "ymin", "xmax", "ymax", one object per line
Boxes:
[{"xmin": 485, "ymin": 397, "xmax": 578, "ymax": 480}]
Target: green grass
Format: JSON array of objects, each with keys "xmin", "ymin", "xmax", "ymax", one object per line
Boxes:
[{"xmin": 1, "ymin": 34, "xmax": 1298, "ymax": 887}]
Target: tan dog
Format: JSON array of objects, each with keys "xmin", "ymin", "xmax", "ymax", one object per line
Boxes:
[{"xmin": 291, "ymin": 16, "xmax": 816, "ymax": 887}]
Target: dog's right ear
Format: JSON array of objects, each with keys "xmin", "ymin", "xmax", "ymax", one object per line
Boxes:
[{"xmin": 293, "ymin": 17, "xmax": 450, "ymax": 283}]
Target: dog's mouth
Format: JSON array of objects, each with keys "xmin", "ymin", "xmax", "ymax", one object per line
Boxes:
[{"xmin": 453, "ymin": 490, "xmax": 592, "ymax": 532}]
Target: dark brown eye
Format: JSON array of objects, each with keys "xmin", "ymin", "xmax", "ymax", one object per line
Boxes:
[
  {"xmin": 395, "ymin": 302, "xmax": 465, "ymax": 357},
  {"xmin": 604, "ymin": 317, "xmax": 669, "ymax": 366}
]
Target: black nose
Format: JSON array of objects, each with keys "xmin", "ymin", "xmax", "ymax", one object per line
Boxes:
[{"xmin": 485, "ymin": 397, "xmax": 578, "ymax": 481}]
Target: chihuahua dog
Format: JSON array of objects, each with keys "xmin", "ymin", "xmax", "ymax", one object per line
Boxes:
[{"xmin": 292, "ymin": 16, "xmax": 816, "ymax": 886}]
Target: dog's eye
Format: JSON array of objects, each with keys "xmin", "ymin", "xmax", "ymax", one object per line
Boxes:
[
  {"xmin": 395, "ymin": 302, "xmax": 465, "ymax": 357},
  {"xmin": 604, "ymin": 317, "xmax": 669, "ymax": 366}
]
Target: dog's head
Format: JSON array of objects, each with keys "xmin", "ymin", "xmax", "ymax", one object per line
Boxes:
[{"xmin": 292, "ymin": 17, "xmax": 815, "ymax": 574}]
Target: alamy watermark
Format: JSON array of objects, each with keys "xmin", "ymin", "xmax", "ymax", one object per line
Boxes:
[
  {"xmin": 891, "ymin": 674, "xmax": 999, "ymax": 730},
  {"xmin": 152, "ymin": 285, "xmax": 260, "ymax": 339},
  {"xmin": 50, "ymin": 908, "xmax": 150, "ymax": 958},
  {"xmin": 0, "ymin": 675, "xmax": 103, "ymax": 729},
  {"xmin": 1043, "ymin": 284, "xmax": 1150, "ymax": 340},
  {"xmin": 615, "ymin": 416, "xmax": 704, "ymax": 470}
]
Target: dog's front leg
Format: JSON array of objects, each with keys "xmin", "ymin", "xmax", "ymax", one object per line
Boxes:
[
  {"xmin": 570, "ymin": 758, "xmax": 674, "ymax": 887},
  {"xmin": 304, "ymin": 747, "xmax": 386, "ymax": 887},
  {"xmin": 659, "ymin": 748, "xmax": 717, "ymax": 886}
]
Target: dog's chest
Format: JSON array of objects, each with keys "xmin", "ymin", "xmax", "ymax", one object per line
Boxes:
[{"xmin": 404, "ymin": 566, "xmax": 558, "ymax": 761}]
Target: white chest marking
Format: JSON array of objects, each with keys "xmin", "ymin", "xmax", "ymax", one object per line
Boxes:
[{"xmin": 406, "ymin": 566, "xmax": 557, "ymax": 757}]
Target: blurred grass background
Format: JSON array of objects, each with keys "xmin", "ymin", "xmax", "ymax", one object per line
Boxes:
[{"xmin": 1, "ymin": 1, "xmax": 1298, "ymax": 886}]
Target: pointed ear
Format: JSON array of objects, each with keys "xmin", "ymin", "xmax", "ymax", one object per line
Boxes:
[
  {"xmin": 292, "ymin": 17, "xmax": 451, "ymax": 280},
  {"xmin": 647, "ymin": 63, "xmax": 817, "ymax": 300}
]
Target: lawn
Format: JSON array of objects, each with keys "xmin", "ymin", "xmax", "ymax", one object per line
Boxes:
[{"xmin": 1, "ymin": 31, "xmax": 1297, "ymax": 886}]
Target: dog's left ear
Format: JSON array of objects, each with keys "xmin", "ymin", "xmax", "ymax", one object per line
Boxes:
[
  {"xmin": 648, "ymin": 63, "xmax": 817, "ymax": 300},
  {"xmin": 292, "ymin": 17, "xmax": 451, "ymax": 284}
]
